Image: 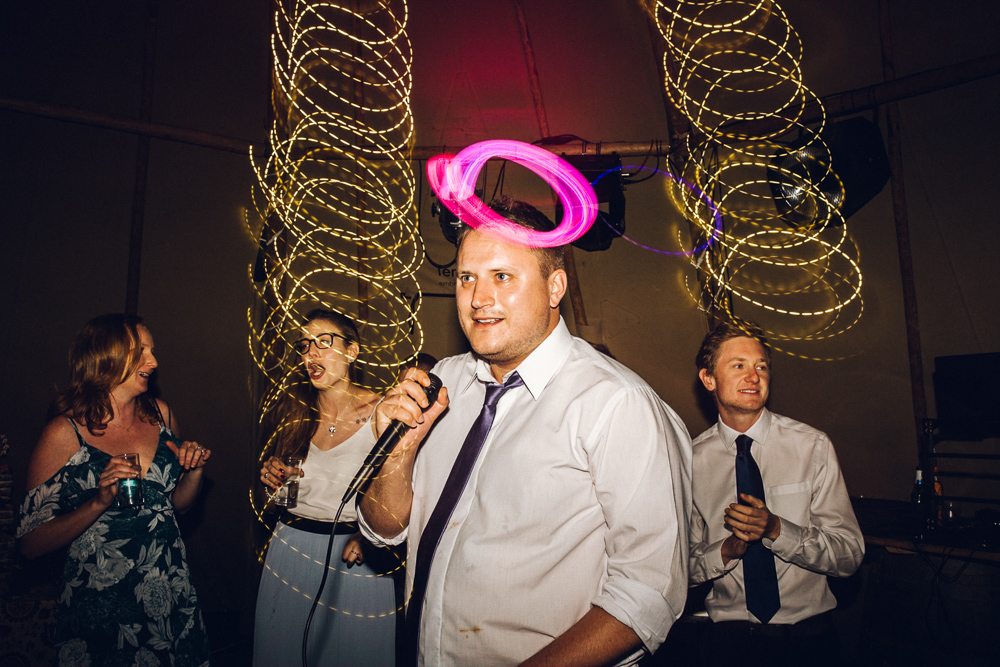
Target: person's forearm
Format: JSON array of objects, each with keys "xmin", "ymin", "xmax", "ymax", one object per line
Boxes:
[
  {"xmin": 172, "ymin": 469, "xmax": 204, "ymax": 514},
  {"xmin": 690, "ymin": 533, "xmax": 738, "ymax": 583},
  {"xmin": 519, "ymin": 607, "xmax": 642, "ymax": 667},
  {"xmin": 358, "ymin": 452, "xmax": 415, "ymax": 539},
  {"xmin": 20, "ymin": 496, "xmax": 107, "ymax": 559},
  {"xmin": 721, "ymin": 534, "xmax": 748, "ymax": 565}
]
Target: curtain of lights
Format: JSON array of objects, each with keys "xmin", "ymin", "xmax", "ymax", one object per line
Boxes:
[
  {"xmin": 649, "ymin": 0, "xmax": 864, "ymax": 358},
  {"xmin": 247, "ymin": 0, "xmax": 419, "ymax": 562}
]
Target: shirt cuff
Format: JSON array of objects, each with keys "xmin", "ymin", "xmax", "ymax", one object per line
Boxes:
[
  {"xmin": 707, "ymin": 538, "xmax": 738, "ymax": 577},
  {"xmin": 763, "ymin": 516, "xmax": 801, "ymax": 557},
  {"xmin": 594, "ymin": 576, "xmax": 680, "ymax": 654},
  {"xmin": 356, "ymin": 498, "xmax": 408, "ymax": 548}
]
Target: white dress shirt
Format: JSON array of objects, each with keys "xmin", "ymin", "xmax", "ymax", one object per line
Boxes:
[
  {"xmin": 360, "ymin": 318, "xmax": 692, "ymax": 666},
  {"xmin": 689, "ymin": 408, "xmax": 864, "ymax": 624}
]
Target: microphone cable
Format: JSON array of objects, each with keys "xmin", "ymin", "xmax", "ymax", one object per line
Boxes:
[{"xmin": 300, "ymin": 374, "xmax": 441, "ymax": 667}]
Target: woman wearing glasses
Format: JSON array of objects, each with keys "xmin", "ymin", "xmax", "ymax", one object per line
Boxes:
[{"xmin": 254, "ymin": 309, "xmax": 397, "ymax": 667}]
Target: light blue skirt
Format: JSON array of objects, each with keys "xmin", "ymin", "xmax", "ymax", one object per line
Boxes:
[{"xmin": 253, "ymin": 521, "xmax": 402, "ymax": 667}]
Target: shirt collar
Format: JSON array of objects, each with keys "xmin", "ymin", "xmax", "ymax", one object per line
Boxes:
[
  {"xmin": 718, "ymin": 407, "xmax": 772, "ymax": 451},
  {"xmin": 463, "ymin": 317, "xmax": 573, "ymax": 400}
]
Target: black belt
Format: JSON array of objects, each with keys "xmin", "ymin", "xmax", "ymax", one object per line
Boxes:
[
  {"xmin": 279, "ymin": 511, "xmax": 357, "ymax": 536},
  {"xmin": 714, "ymin": 611, "xmax": 834, "ymax": 638}
]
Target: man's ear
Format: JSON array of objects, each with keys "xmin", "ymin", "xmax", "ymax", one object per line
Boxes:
[
  {"xmin": 698, "ymin": 368, "xmax": 716, "ymax": 392},
  {"xmin": 547, "ymin": 269, "xmax": 568, "ymax": 308}
]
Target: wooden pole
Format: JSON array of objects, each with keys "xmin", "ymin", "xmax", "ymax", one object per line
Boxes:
[
  {"xmin": 6, "ymin": 46, "xmax": 998, "ymax": 161},
  {"xmin": 513, "ymin": 0, "xmax": 588, "ymax": 330},
  {"xmin": 0, "ymin": 96, "xmax": 264, "ymax": 155},
  {"xmin": 641, "ymin": 3, "xmax": 725, "ymax": 330},
  {"xmin": 124, "ymin": 0, "xmax": 159, "ymax": 316},
  {"xmin": 878, "ymin": 0, "xmax": 928, "ymax": 456},
  {"xmin": 717, "ymin": 51, "xmax": 1000, "ymax": 141}
]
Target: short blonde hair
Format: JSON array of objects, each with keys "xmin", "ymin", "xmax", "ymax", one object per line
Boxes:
[{"xmin": 695, "ymin": 319, "xmax": 771, "ymax": 373}]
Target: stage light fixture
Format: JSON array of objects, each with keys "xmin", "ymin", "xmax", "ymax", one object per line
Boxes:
[
  {"xmin": 431, "ymin": 191, "xmax": 479, "ymax": 246},
  {"xmin": 556, "ymin": 153, "xmax": 626, "ymax": 252}
]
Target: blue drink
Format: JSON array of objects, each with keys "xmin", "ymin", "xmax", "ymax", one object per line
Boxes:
[{"xmin": 117, "ymin": 453, "xmax": 143, "ymax": 509}]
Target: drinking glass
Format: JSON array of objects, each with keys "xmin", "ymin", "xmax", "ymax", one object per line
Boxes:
[
  {"xmin": 273, "ymin": 455, "xmax": 303, "ymax": 508},
  {"xmin": 117, "ymin": 453, "xmax": 143, "ymax": 509}
]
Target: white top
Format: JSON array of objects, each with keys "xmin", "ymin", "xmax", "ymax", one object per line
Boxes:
[
  {"xmin": 689, "ymin": 408, "xmax": 865, "ymax": 623},
  {"xmin": 360, "ymin": 318, "xmax": 692, "ymax": 666},
  {"xmin": 292, "ymin": 414, "xmax": 377, "ymax": 523}
]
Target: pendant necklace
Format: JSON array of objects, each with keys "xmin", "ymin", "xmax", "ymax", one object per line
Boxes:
[{"xmin": 325, "ymin": 390, "xmax": 358, "ymax": 436}]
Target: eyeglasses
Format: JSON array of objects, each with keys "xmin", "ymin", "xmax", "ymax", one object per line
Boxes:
[{"xmin": 292, "ymin": 332, "xmax": 350, "ymax": 356}]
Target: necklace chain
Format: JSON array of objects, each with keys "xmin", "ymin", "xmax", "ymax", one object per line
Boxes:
[
  {"xmin": 110, "ymin": 395, "xmax": 137, "ymax": 432},
  {"xmin": 323, "ymin": 389, "xmax": 360, "ymax": 436},
  {"xmin": 110, "ymin": 412, "xmax": 137, "ymax": 432}
]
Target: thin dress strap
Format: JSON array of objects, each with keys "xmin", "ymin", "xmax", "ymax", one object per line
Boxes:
[
  {"xmin": 64, "ymin": 415, "xmax": 87, "ymax": 447},
  {"xmin": 148, "ymin": 396, "xmax": 168, "ymax": 429}
]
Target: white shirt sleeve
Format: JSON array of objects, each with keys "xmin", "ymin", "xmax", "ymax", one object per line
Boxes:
[
  {"xmin": 356, "ymin": 498, "xmax": 407, "ymax": 547},
  {"xmin": 588, "ymin": 387, "xmax": 692, "ymax": 654},
  {"xmin": 765, "ymin": 433, "xmax": 865, "ymax": 577}
]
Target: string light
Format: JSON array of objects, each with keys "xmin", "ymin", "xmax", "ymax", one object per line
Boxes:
[
  {"xmin": 649, "ymin": 0, "xmax": 866, "ymax": 349},
  {"xmin": 247, "ymin": 0, "xmax": 418, "ymax": 617}
]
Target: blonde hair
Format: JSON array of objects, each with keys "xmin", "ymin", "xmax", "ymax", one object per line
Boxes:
[
  {"xmin": 51, "ymin": 314, "xmax": 157, "ymax": 434},
  {"xmin": 695, "ymin": 319, "xmax": 771, "ymax": 373}
]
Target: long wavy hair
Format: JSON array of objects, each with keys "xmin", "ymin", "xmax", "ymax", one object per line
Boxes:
[
  {"xmin": 262, "ymin": 309, "xmax": 360, "ymax": 461},
  {"xmin": 51, "ymin": 314, "xmax": 158, "ymax": 434}
]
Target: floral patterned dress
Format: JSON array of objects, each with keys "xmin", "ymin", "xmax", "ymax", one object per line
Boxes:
[{"xmin": 17, "ymin": 420, "xmax": 210, "ymax": 667}]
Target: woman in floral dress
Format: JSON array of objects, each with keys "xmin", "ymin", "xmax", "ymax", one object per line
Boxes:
[{"xmin": 18, "ymin": 314, "xmax": 212, "ymax": 667}]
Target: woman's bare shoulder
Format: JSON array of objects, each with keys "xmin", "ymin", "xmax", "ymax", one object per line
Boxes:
[
  {"xmin": 26, "ymin": 416, "xmax": 85, "ymax": 489},
  {"xmin": 153, "ymin": 398, "xmax": 179, "ymax": 431}
]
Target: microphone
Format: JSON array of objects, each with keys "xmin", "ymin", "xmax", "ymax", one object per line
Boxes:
[{"xmin": 341, "ymin": 373, "xmax": 442, "ymax": 505}]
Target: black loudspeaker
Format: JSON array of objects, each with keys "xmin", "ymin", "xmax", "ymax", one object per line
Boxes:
[
  {"xmin": 768, "ymin": 116, "xmax": 891, "ymax": 228},
  {"xmin": 556, "ymin": 153, "xmax": 626, "ymax": 252},
  {"xmin": 934, "ymin": 352, "xmax": 1000, "ymax": 440}
]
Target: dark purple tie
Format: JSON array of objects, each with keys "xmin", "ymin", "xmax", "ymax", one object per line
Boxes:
[
  {"xmin": 735, "ymin": 434, "xmax": 781, "ymax": 623},
  {"xmin": 403, "ymin": 372, "xmax": 524, "ymax": 666}
]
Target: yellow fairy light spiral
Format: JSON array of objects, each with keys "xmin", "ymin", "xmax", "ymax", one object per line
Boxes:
[
  {"xmin": 250, "ymin": 0, "xmax": 421, "ymax": 388},
  {"xmin": 649, "ymin": 0, "xmax": 866, "ymax": 357},
  {"xmin": 247, "ymin": 0, "xmax": 417, "ymax": 611}
]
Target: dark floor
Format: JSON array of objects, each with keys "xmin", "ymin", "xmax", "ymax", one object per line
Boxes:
[{"xmin": 204, "ymin": 610, "xmax": 253, "ymax": 666}]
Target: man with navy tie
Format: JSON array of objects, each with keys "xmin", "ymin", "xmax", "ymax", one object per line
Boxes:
[{"xmin": 689, "ymin": 320, "xmax": 864, "ymax": 666}]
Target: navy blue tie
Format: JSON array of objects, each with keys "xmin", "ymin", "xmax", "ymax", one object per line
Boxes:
[
  {"xmin": 735, "ymin": 434, "xmax": 780, "ymax": 624},
  {"xmin": 403, "ymin": 372, "xmax": 524, "ymax": 666}
]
